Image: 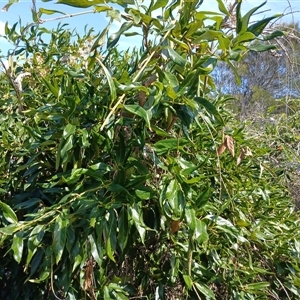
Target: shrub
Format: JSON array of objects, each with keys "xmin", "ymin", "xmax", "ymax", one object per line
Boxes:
[{"xmin": 0, "ymin": 1, "xmax": 299, "ymax": 299}]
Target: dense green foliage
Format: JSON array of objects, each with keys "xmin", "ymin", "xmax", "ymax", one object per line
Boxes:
[{"xmin": 0, "ymin": 0, "xmax": 300, "ymax": 299}]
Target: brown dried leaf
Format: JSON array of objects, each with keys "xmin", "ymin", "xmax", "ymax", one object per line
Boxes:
[
  {"xmin": 225, "ymin": 135, "xmax": 235, "ymax": 157},
  {"xmin": 245, "ymin": 146, "xmax": 252, "ymax": 156},
  {"xmin": 84, "ymin": 258, "xmax": 94, "ymax": 291},
  {"xmin": 171, "ymin": 220, "xmax": 181, "ymax": 234},
  {"xmin": 237, "ymin": 149, "xmax": 245, "ymax": 166},
  {"xmin": 237, "ymin": 146, "xmax": 253, "ymax": 166},
  {"xmin": 218, "ymin": 141, "xmax": 227, "ymax": 156}
]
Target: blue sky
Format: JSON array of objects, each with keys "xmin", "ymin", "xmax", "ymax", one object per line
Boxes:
[{"xmin": 0, "ymin": 0, "xmax": 299, "ymax": 55}]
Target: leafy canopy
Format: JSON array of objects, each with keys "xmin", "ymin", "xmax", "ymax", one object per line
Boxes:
[{"xmin": 0, "ymin": 0, "xmax": 299, "ymax": 299}]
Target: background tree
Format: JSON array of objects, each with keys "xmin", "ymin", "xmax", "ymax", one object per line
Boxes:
[{"xmin": 214, "ymin": 22, "xmax": 300, "ymax": 118}]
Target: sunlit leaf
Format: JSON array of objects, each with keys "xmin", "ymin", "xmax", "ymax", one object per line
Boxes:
[
  {"xmin": 53, "ymin": 215, "xmax": 68, "ymax": 264},
  {"xmin": 0, "ymin": 201, "xmax": 18, "ymax": 224},
  {"xmin": 57, "ymin": 0, "xmax": 105, "ymax": 8},
  {"xmin": 12, "ymin": 231, "xmax": 24, "ymax": 263}
]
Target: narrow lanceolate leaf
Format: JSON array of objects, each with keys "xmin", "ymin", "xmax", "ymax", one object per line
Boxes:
[
  {"xmin": 107, "ymin": 22, "xmax": 133, "ymax": 49},
  {"xmin": 185, "ymin": 207, "xmax": 196, "ymax": 234},
  {"xmin": 129, "ymin": 205, "xmax": 146, "ymax": 243},
  {"xmin": 167, "ymin": 47, "xmax": 187, "ymax": 67},
  {"xmin": 195, "ymin": 220, "xmax": 209, "ymax": 243},
  {"xmin": 53, "ymin": 215, "xmax": 68, "ymax": 264},
  {"xmin": 216, "ymin": 0, "xmax": 229, "ymax": 15},
  {"xmin": 0, "ymin": 224, "xmax": 19, "ymax": 235},
  {"xmin": 123, "ymin": 104, "xmax": 151, "ymax": 129},
  {"xmin": 89, "ymin": 234, "xmax": 102, "ymax": 266},
  {"xmin": 12, "ymin": 231, "xmax": 24, "ymax": 263},
  {"xmin": 194, "ymin": 282, "xmax": 216, "ymax": 299},
  {"xmin": 63, "ymin": 124, "xmax": 76, "ymax": 139},
  {"xmin": 39, "ymin": 8, "xmax": 66, "ymax": 16},
  {"xmin": 26, "ymin": 225, "xmax": 45, "ymax": 269},
  {"xmin": 248, "ymin": 15, "xmax": 282, "ymax": 37},
  {"xmin": 0, "ymin": 201, "xmax": 18, "ymax": 224},
  {"xmin": 96, "ymin": 57, "xmax": 117, "ymax": 103},
  {"xmin": 239, "ymin": 1, "xmax": 267, "ymax": 34},
  {"xmin": 243, "ymin": 282, "xmax": 270, "ymax": 292},
  {"xmin": 118, "ymin": 207, "xmax": 129, "ymax": 251},
  {"xmin": 194, "ymin": 97, "xmax": 224, "ymax": 125},
  {"xmin": 57, "ymin": 0, "xmax": 105, "ymax": 8}
]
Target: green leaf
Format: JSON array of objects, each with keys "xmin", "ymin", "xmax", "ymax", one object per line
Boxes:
[
  {"xmin": 152, "ymin": 138, "xmax": 189, "ymax": 155},
  {"xmin": 128, "ymin": 9, "xmax": 141, "ymax": 24},
  {"xmin": 118, "ymin": 207, "xmax": 129, "ymax": 251},
  {"xmin": 57, "ymin": 0, "xmax": 105, "ymax": 8},
  {"xmin": 107, "ymin": 8, "xmax": 121, "ymax": 22},
  {"xmin": 0, "ymin": 201, "xmax": 18, "ymax": 224},
  {"xmin": 91, "ymin": 21, "xmax": 111, "ymax": 51},
  {"xmin": 150, "ymin": 0, "xmax": 168, "ymax": 12},
  {"xmin": 123, "ymin": 104, "xmax": 151, "ymax": 128},
  {"xmin": 90, "ymin": 234, "xmax": 102, "ymax": 266},
  {"xmin": 60, "ymin": 135, "xmax": 74, "ymax": 162},
  {"xmin": 39, "ymin": 8, "xmax": 65, "ymax": 16},
  {"xmin": 249, "ymin": 43, "xmax": 276, "ymax": 52},
  {"xmin": 42, "ymin": 78, "xmax": 59, "ymax": 97},
  {"xmin": 167, "ymin": 47, "xmax": 187, "ymax": 67},
  {"xmin": 12, "ymin": 231, "xmax": 24, "ymax": 263},
  {"xmin": 193, "ymin": 282, "xmax": 216, "ymax": 299},
  {"xmin": 195, "ymin": 220, "xmax": 209, "ymax": 243},
  {"xmin": 194, "ymin": 97, "xmax": 224, "ymax": 125},
  {"xmin": 248, "ymin": 15, "xmax": 282, "ymax": 36},
  {"xmin": 196, "ymin": 186, "xmax": 211, "ymax": 208},
  {"xmin": 164, "ymin": 71, "xmax": 179, "ymax": 88},
  {"xmin": 0, "ymin": 224, "xmax": 19, "ymax": 235},
  {"xmin": 239, "ymin": 1, "xmax": 267, "ymax": 34},
  {"xmin": 233, "ymin": 32, "xmax": 256, "ymax": 44},
  {"xmin": 243, "ymin": 282, "xmax": 270, "ymax": 292},
  {"xmin": 26, "ymin": 225, "xmax": 45, "ymax": 268},
  {"xmin": 106, "ymin": 235, "xmax": 116, "ymax": 262},
  {"xmin": 262, "ymin": 30, "xmax": 284, "ymax": 41},
  {"xmin": 216, "ymin": 0, "xmax": 229, "ymax": 15},
  {"xmin": 183, "ymin": 274, "xmax": 193, "ymax": 289},
  {"xmin": 107, "ymin": 22, "xmax": 133, "ymax": 49},
  {"xmin": 97, "ymin": 58, "xmax": 117, "ymax": 103},
  {"xmin": 185, "ymin": 206, "xmax": 196, "ymax": 234},
  {"xmin": 94, "ymin": 5, "xmax": 112, "ymax": 12},
  {"xmin": 235, "ymin": 1, "xmax": 242, "ymax": 34},
  {"xmin": 129, "ymin": 205, "xmax": 146, "ymax": 243},
  {"xmin": 53, "ymin": 214, "xmax": 68, "ymax": 264},
  {"xmin": 63, "ymin": 124, "xmax": 76, "ymax": 139},
  {"xmin": 206, "ymin": 215, "xmax": 238, "ymax": 237}
]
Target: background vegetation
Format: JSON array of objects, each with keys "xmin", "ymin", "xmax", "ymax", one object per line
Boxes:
[{"xmin": 0, "ymin": 0, "xmax": 300, "ymax": 299}]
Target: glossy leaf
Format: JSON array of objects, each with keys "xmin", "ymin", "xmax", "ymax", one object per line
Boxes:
[
  {"xmin": 26, "ymin": 225, "xmax": 45, "ymax": 268},
  {"xmin": 12, "ymin": 231, "xmax": 24, "ymax": 263},
  {"xmin": 0, "ymin": 201, "xmax": 18, "ymax": 224},
  {"xmin": 248, "ymin": 15, "xmax": 282, "ymax": 36},
  {"xmin": 194, "ymin": 97, "xmax": 224, "ymax": 125},
  {"xmin": 118, "ymin": 207, "xmax": 129, "ymax": 251},
  {"xmin": 57, "ymin": 0, "xmax": 105, "ymax": 8},
  {"xmin": 239, "ymin": 1, "xmax": 267, "ymax": 34},
  {"xmin": 123, "ymin": 104, "xmax": 151, "ymax": 128},
  {"xmin": 53, "ymin": 215, "xmax": 68, "ymax": 264}
]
